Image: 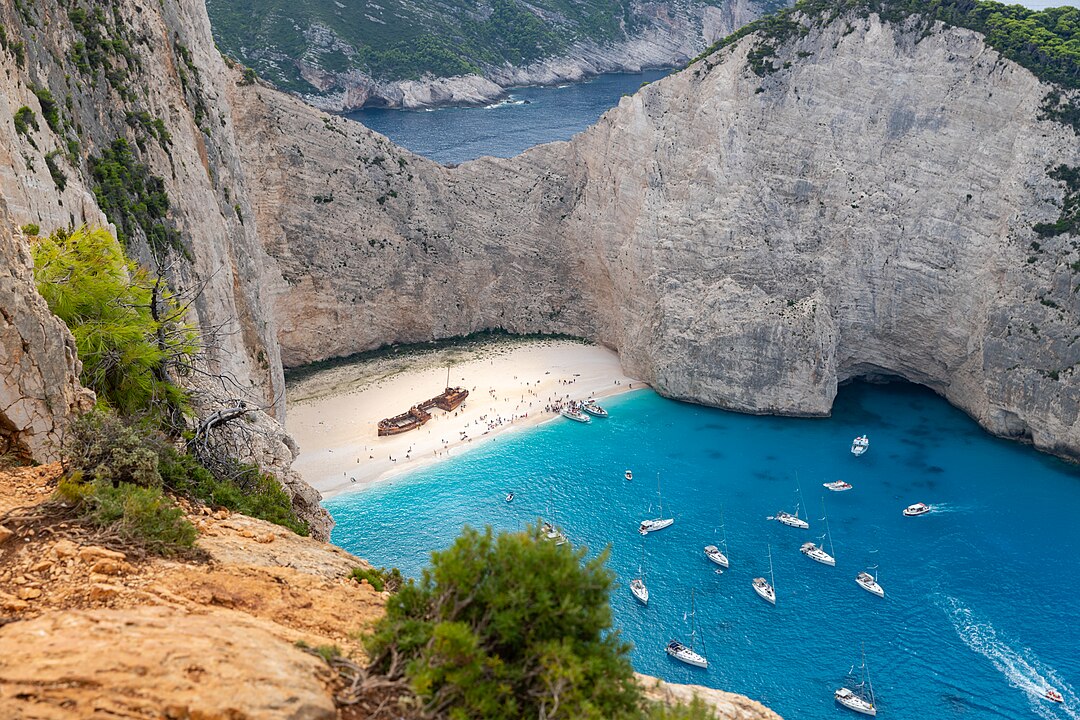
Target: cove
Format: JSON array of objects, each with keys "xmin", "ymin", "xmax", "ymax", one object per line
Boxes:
[
  {"xmin": 326, "ymin": 381, "xmax": 1080, "ymax": 720},
  {"xmin": 347, "ymin": 70, "xmax": 670, "ymax": 165}
]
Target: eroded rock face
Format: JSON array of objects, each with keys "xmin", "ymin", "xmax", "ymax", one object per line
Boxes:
[
  {"xmin": 234, "ymin": 15, "xmax": 1079, "ymax": 460},
  {"xmin": 638, "ymin": 673, "xmax": 784, "ymax": 720},
  {"xmin": 0, "ymin": 212, "xmax": 93, "ymax": 461}
]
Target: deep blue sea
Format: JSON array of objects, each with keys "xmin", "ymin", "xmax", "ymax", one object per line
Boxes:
[
  {"xmin": 346, "ymin": 70, "xmax": 670, "ymax": 165},
  {"xmin": 327, "ymin": 382, "xmax": 1080, "ymax": 720}
]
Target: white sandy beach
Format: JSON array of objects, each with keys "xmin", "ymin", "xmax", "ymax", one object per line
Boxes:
[{"xmin": 286, "ymin": 339, "xmax": 641, "ymax": 498}]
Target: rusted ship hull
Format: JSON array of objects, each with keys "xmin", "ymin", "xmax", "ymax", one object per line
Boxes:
[{"xmin": 377, "ymin": 387, "xmax": 469, "ymax": 436}]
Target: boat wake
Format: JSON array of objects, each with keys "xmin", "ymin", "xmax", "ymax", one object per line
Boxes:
[
  {"xmin": 944, "ymin": 596, "xmax": 1076, "ymax": 718},
  {"xmin": 924, "ymin": 503, "xmax": 973, "ymax": 515},
  {"xmin": 483, "ymin": 98, "xmax": 529, "ymax": 110}
]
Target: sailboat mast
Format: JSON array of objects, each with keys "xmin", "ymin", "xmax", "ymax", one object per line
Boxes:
[
  {"xmin": 690, "ymin": 588, "xmax": 697, "ymax": 648},
  {"xmin": 719, "ymin": 505, "xmax": 727, "ymax": 552},
  {"xmin": 863, "ymin": 648, "xmax": 875, "ymax": 705},
  {"xmin": 768, "ymin": 544, "xmax": 775, "ymax": 586},
  {"xmin": 656, "ymin": 472, "xmax": 663, "ymax": 516},
  {"xmin": 795, "ymin": 471, "xmax": 803, "ymax": 518},
  {"xmin": 823, "ymin": 499, "xmax": 835, "ymax": 557}
]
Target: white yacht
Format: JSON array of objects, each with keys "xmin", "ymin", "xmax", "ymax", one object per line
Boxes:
[
  {"xmin": 704, "ymin": 545, "xmax": 729, "ymax": 570},
  {"xmin": 824, "ymin": 480, "xmax": 853, "ymax": 492},
  {"xmin": 851, "ymin": 435, "xmax": 869, "ymax": 456},
  {"xmin": 560, "ymin": 406, "xmax": 590, "ymax": 423},
  {"xmin": 800, "ymin": 501, "xmax": 836, "ymax": 566},
  {"xmin": 855, "ymin": 568, "xmax": 885, "ymax": 598},
  {"xmin": 639, "ymin": 473, "xmax": 674, "ymax": 535},
  {"xmin": 631, "ymin": 539, "xmax": 649, "ymax": 605},
  {"xmin": 903, "ymin": 502, "xmax": 931, "ymax": 517},
  {"xmin": 773, "ymin": 477, "xmax": 810, "ymax": 528},
  {"xmin": 835, "ymin": 650, "xmax": 878, "ymax": 716},
  {"xmin": 581, "ymin": 400, "xmax": 609, "ymax": 418},
  {"xmin": 753, "ymin": 545, "xmax": 777, "ymax": 605},
  {"xmin": 666, "ymin": 589, "xmax": 707, "ymax": 668}
]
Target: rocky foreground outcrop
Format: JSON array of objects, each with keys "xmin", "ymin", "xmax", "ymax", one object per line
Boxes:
[
  {"xmin": 236, "ymin": 13, "xmax": 1080, "ymax": 460},
  {"xmin": 0, "ymin": 465, "xmax": 781, "ymax": 719}
]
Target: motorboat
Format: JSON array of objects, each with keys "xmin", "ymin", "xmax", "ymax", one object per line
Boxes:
[
  {"xmin": 639, "ymin": 473, "xmax": 674, "ymax": 535},
  {"xmin": 753, "ymin": 545, "xmax": 777, "ymax": 605},
  {"xmin": 666, "ymin": 640, "xmax": 708, "ymax": 668},
  {"xmin": 775, "ymin": 510, "xmax": 809, "ymax": 529},
  {"xmin": 835, "ymin": 649, "xmax": 877, "ymax": 716},
  {"xmin": 851, "ymin": 435, "xmax": 869, "ymax": 456},
  {"xmin": 824, "ymin": 480, "xmax": 853, "ymax": 492},
  {"xmin": 505, "ymin": 492, "xmax": 514, "ymax": 503},
  {"xmin": 1046, "ymin": 689, "xmax": 1064, "ymax": 703},
  {"xmin": 903, "ymin": 502, "xmax": 931, "ymax": 517},
  {"xmin": 666, "ymin": 589, "xmax": 707, "ymax": 668},
  {"xmin": 855, "ymin": 570, "xmax": 884, "ymax": 598},
  {"xmin": 704, "ymin": 545, "xmax": 729, "ymax": 569},
  {"xmin": 625, "ymin": 469, "xmax": 633, "ymax": 481},
  {"xmin": 580, "ymin": 400, "xmax": 609, "ymax": 418},
  {"xmin": 835, "ymin": 687, "xmax": 877, "ymax": 716},
  {"xmin": 801, "ymin": 541, "xmax": 836, "ymax": 566},
  {"xmin": 560, "ymin": 406, "xmax": 591, "ymax": 423}
]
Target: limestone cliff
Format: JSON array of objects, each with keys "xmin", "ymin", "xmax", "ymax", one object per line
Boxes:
[
  {"xmin": 0, "ymin": 0, "xmax": 330, "ymax": 535},
  {"xmin": 234, "ymin": 13, "xmax": 1080, "ymax": 461}
]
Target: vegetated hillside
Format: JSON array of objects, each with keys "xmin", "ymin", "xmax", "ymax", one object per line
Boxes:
[
  {"xmin": 231, "ymin": 0, "xmax": 1080, "ymax": 461},
  {"xmin": 205, "ymin": 0, "xmax": 788, "ymax": 109}
]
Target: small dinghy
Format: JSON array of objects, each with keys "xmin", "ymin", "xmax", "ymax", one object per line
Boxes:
[
  {"xmin": 824, "ymin": 480, "xmax": 853, "ymax": 492},
  {"xmin": 851, "ymin": 435, "xmax": 869, "ymax": 456},
  {"xmin": 903, "ymin": 502, "xmax": 931, "ymax": 517},
  {"xmin": 505, "ymin": 492, "xmax": 514, "ymax": 503},
  {"xmin": 625, "ymin": 469, "xmax": 633, "ymax": 481},
  {"xmin": 1045, "ymin": 688, "xmax": 1064, "ymax": 704}
]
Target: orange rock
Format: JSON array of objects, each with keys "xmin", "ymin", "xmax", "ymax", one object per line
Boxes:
[
  {"xmin": 88, "ymin": 584, "xmax": 122, "ymax": 601},
  {"xmin": 89, "ymin": 559, "xmax": 133, "ymax": 576},
  {"xmin": 15, "ymin": 587, "xmax": 41, "ymax": 601},
  {"xmin": 0, "ymin": 525, "xmax": 13, "ymax": 545},
  {"xmin": 52, "ymin": 539, "xmax": 79, "ymax": 558},
  {"xmin": 78, "ymin": 546, "xmax": 127, "ymax": 563}
]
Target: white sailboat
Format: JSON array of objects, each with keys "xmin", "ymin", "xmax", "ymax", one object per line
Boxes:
[
  {"xmin": 800, "ymin": 500, "xmax": 836, "ymax": 566},
  {"xmin": 704, "ymin": 507, "xmax": 730, "ymax": 571},
  {"xmin": 630, "ymin": 539, "xmax": 649, "ymax": 605},
  {"xmin": 855, "ymin": 566, "xmax": 884, "ymax": 598},
  {"xmin": 639, "ymin": 473, "xmax": 674, "ymax": 535},
  {"xmin": 835, "ymin": 649, "xmax": 878, "ymax": 716},
  {"xmin": 772, "ymin": 475, "xmax": 809, "ymax": 529},
  {"xmin": 752, "ymin": 545, "xmax": 776, "ymax": 605},
  {"xmin": 541, "ymin": 488, "xmax": 567, "ymax": 546},
  {"xmin": 666, "ymin": 588, "xmax": 708, "ymax": 668}
]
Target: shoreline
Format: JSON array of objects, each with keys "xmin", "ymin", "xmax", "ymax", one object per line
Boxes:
[{"xmin": 285, "ymin": 338, "xmax": 643, "ymax": 499}]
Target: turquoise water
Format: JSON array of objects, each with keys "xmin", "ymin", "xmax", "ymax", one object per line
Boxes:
[
  {"xmin": 326, "ymin": 382, "xmax": 1080, "ymax": 719},
  {"xmin": 347, "ymin": 70, "xmax": 670, "ymax": 165}
]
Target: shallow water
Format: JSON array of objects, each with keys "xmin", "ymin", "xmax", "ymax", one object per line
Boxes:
[
  {"xmin": 326, "ymin": 382, "xmax": 1080, "ymax": 719},
  {"xmin": 347, "ymin": 70, "xmax": 670, "ymax": 165}
]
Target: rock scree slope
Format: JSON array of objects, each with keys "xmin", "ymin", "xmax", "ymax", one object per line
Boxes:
[{"xmin": 235, "ymin": 11, "xmax": 1080, "ymax": 461}]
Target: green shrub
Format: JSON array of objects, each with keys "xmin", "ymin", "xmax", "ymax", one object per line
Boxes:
[
  {"xmin": 645, "ymin": 697, "xmax": 719, "ymax": 720},
  {"xmin": 31, "ymin": 86, "xmax": 61, "ymax": 133},
  {"xmin": 32, "ymin": 226, "xmax": 197, "ymax": 419},
  {"xmin": 20, "ymin": 223, "xmax": 39, "ymax": 236},
  {"xmin": 158, "ymin": 446, "xmax": 310, "ymax": 536},
  {"xmin": 13, "ymin": 105, "xmax": 37, "ymax": 136},
  {"xmin": 44, "ymin": 151, "xmax": 67, "ymax": 191},
  {"xmin": 64, "ymin": 411, "xmax": 163, "ymax": 488},
  {"xmin": 57, "ymin": 473, "xmax": 196, "ymax": 556},
  {"xmin": 350, "ymin": 566, "xmax": 403, "ymax": 593},
  {"xmin": 366, "ymin": 524, "xmax": 642, "ymax": 720}
]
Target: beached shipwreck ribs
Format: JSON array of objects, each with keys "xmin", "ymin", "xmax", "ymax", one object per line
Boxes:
[{"xmin": 378, "ymin": 386, "xmax": 469, "ymax": 436}]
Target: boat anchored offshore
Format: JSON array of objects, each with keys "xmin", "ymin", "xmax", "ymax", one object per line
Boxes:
[
  {"xmin": 772, "ymin": 478, "xmax": 810, "ymax": 529},
  {"xmin": 903, "ymin": 502, "xmax": 931, "ymax": 517},
  {"xmin": 505, "ymin": 492, "xmax": 514, "ymax": 503},
  {"xmin": 851, "ymin": 435, "xmax": 870, "ymax": 456},
  {"xmin": 640, "ymin": 473, "xmax": 674, "ymax": 535},
  {"xmin": 753, "ymin": 545, "xmax": 777, "ymax": 605},
  {"xmin": 630, "ymin": 538, "xmax": 649, "ymax": 605},
  {"xmin": 824, "ymin": 480, "xmax": 853, "ymax": 492},
  {"xmin": 835, "ymin": 650, "xmax": 877, "ymax": 716},
  {"xmin": 801, "ymin": 501, "xmax": 836, "ymax": 566},
  {"xmin": 666, "ymin": 589, "xmax": 708, "ymax": 668},
  {"xmin": 704, "ymin": 507, "xmax": 730, "ymax": 570},
  {"xmin": 856, "ymin": 568, "xmax": 885, "ymax": 598},
  {"xmin": 625, "ymin": 469, "xmax": 633, "ymax": 481},
  {"xmin": 560, "ymin": 406, "xmax": 591, "ymax": 423},
  {"xmin": 581, "ymin": 400, "xmax": 609, "ymax": 418}
]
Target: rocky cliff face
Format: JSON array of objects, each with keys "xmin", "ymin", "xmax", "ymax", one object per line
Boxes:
[
  {"xmin": 0, "ymin": 0, "xmax": 330, "ymax": 535},
  {"xmin": 0, "ymin": 212, "xmax": 93, "ymax": 461},
  {"xmin": 235, "ymin": 13, "xmax": 1080, "ymax": 461}
]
